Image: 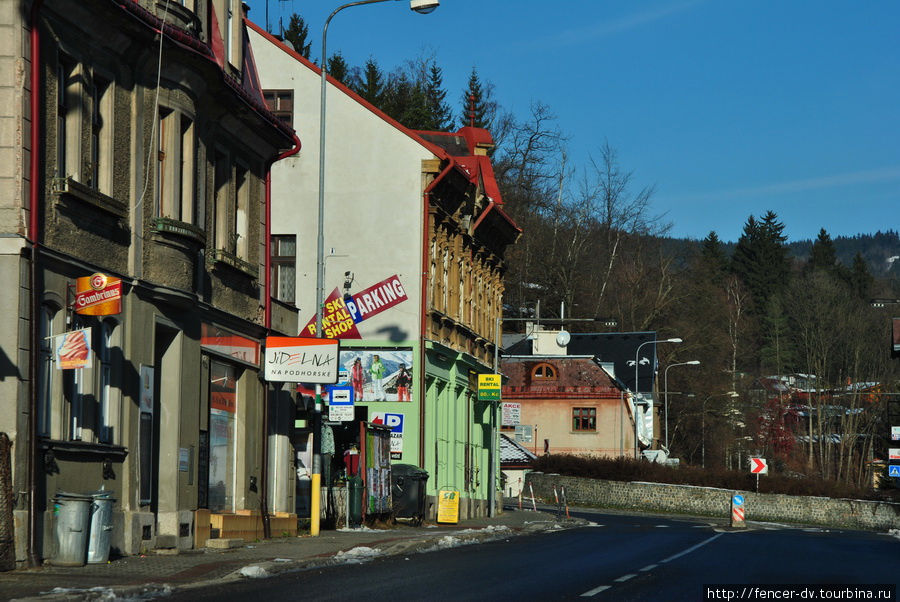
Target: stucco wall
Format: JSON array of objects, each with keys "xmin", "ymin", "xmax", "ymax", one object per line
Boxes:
[{"xmin": 526, "ymin": 472, "xmax": 900, "ymax": 531}]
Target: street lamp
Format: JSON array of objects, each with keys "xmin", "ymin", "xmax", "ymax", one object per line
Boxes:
[
  {"xmin": 663, "ymin": 360, "xmax": 699, "ymax": 450},
  {"xmin": 633, "ymin": 337, "xmax": 682, "ymax": 459},
  {"xmin": 311, "ymin": 0, "xmax": 438, "ymax": 538}
]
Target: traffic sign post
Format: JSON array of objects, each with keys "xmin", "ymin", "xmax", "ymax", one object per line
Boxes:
[
  {"xmin": 889, "ymin": 465, "xmax": 900, "ymax": 478},
  {"xmin": 731, "ymin": 493, "xmax": 746, "ymax": 528},
  {"xmin": 750, "ymin": 457, "xmax": 768, "ymax": 492}
]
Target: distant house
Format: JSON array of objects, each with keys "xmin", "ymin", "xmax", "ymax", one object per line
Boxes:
[{"xmin": 500, "ymin": 353, "xmax": 632, "ymax": 458}]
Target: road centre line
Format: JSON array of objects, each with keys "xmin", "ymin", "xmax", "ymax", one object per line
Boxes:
[
  {"xmin": 659, "ymin": 533, "xmax": 725, "ymax": 564},
  {"xmin": 639, "ymin": 564, "xmax": 657, "ymax": 572},
  {"xmin": 581, "ymin": 585, "xmax": 611, "ymax": 597},
  {"xmin": 614, "ymin": 574, "xmax": 636, "ymax": 582}
]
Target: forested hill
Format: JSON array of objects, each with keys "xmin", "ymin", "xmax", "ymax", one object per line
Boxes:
[{"xmin": 668, "ymin": 230, "xmax": 900, "ymax": 278}]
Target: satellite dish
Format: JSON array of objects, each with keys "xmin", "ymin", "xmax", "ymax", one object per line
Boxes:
[{"xmin": 556, "ymin": 330, "xmax": 570, "ymax": 347}]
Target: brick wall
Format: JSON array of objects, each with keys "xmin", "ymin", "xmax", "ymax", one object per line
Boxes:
[{"xmin": 526, "ymin": 472, "xmax": 900, "ymax": 531}]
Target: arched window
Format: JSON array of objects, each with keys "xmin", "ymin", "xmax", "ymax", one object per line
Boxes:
[{"xmin": 531, "ymin": 363, "xmax": 557, "ymax": 380}]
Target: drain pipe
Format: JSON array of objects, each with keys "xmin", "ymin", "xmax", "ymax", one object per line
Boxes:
[
  {"xmin": 260, "ymin": 133, "xmax": 300, "ymax": 538},
  {"xmin": 27, "ymin": 0, "xmax": 45, "ymax": 568}
]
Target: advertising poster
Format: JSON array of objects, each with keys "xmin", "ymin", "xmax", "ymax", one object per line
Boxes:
[
  {"xmin": 371, "ymin": 412, "xmax": 404, "ymax": 459},
  {"xmin": 502, "ymin": 402, "xmax": 521, "ymax": 426},
  {"xmin": 54, "ymin": 328, "xmax": 92, "ymax": 370},
  {"xmin": 365, "ymin": 426, "xmax": 392, "ymax": 515},
  {"xmin": 338, "ymin": 349, "xmax": 413, "ymax": 402}
]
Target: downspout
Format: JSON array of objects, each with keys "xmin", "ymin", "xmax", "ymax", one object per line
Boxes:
[
  {"xmin": 419, "ymin": 157, "xmax": 455, "ymax": 472},
  {"xmin": 27, "ymin": 0, "xmax": 45, "ymax": 568},
  {"xmin": 260, "ymin": 132, "xmax": 301, "ymax": 538}
]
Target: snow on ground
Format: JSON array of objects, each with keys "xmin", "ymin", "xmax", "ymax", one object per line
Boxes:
[
  {"xmin": 240, "ymin": 565, "xmax": 269, "ymax": 578},
  {"xmin": 337, "ymin": 525, "xmax": 381, "ymax": 533},
  {"xmin": 889, "ymin": 529, "xmax": 900, "ymax": 540},
  {"xmin": 333, "ymin": 546, "xmax": 382, "ymax": 564}
]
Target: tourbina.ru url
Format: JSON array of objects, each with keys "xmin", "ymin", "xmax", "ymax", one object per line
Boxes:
[{"xmin": 704, "ymin": 585, "xmax": 896, "ymax": 600}]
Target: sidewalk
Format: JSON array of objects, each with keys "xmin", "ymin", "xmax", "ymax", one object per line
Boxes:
[{"xmin": 1, "ymin": 506, "xmax": 571, "ymax": 601}]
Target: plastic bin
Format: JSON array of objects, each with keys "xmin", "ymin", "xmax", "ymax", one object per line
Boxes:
[
  {"xmin": 391, "ymin": 464, "xmax": 429, "ymax": 524},
  {"xmin": 87, "ymin": 492, "xmax": 115, "ymax": 564},
  {"xmin": 51, "ymin": 493, "xmax": 92, "ymax": 566},
  {"xmin": 347, "ymin": 475, "xmax": 363, "ymax": 528}
]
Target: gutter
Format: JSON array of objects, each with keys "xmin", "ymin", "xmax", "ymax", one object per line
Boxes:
[{"xmin": 418, "ymin": 157, "xmax": 455, "ymax": 470}]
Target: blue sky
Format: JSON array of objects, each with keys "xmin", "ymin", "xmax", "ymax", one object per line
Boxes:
[{"xmin": 244, "ymin": 0, "xmax": 899, "ymax": 243}]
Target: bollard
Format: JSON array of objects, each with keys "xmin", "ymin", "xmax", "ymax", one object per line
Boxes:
[
  {"xmin": 562, "ymin": 486, "xmax": 570, "ymax": 519},
  {"xmin": 528, "ymin": 483, "xmax": 537, "ymax": 512},
  {"xmin": 730, "ymin": 493, "xmax": 746, "ymax": 529}
]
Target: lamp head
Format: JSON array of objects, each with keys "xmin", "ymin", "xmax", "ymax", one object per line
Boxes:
[
  {"xmin": 686, "ymin": 360, "xmax": 700, "ymax": 365},
  {"xmin": 409, "ymin": 0, "xmax": 439, "ymax": 13},
  {"xmin": 666, "ymin": 337, "xmax": 683, "ymax": 343}
]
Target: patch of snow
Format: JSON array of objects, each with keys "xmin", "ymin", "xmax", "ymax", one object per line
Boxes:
[
  {"xmin": 337, "ymin": 525, "xmax": 381, "ymax": 533},
  {"xmin": 887, "ymin": 529, "xmax": 900, "ymax": 540},
  {"xmin": 455, "ymin": 525, "xmax": 510, "ymax": 535},
  {"xmin": 240, "ymin": 565, "xmax": 269, "ymax": 578},
  {"xmin": 334, "ymin": 546, "xmax": 382, "ymax": 564}
]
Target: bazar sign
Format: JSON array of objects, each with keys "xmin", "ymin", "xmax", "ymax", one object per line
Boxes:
[
  {"xmin": 264, "ymin": 336, "xmax": 339, "ymax": 383},
  {"xmin": 74, "ymin": 273, "xmax": 122, "ymax": 315},
  {"xmin": 301, "ymin": 275, "xmax": 408, "ymax": 339},
  {"xmin": 201, "ymin": 323, "xmax": 259, "ymax": 366}
]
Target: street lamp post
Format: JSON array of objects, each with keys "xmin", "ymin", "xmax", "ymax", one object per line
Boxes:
[
  {"xmin": 311, "ymin": 0, "xmax": 438, "ymax": 537},
  {"xmin": 663, "ymin": 360, "xmax": 699, "ymax": 450},
  {"xmin": 633, "ymin": 338, "xmax": 682, "ymax": 459}
]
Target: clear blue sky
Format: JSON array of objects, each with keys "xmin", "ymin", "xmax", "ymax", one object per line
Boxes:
[{"xmin": 245, "ymin": 0, "xmax": 899, "ymax": 243}]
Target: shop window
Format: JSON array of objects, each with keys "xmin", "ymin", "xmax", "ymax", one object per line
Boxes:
[
  {"xmin": 208, "ymin": 360, "xmax": 237, "ymax": 512},
  {"xmin": 531, "ymin": 362, "xmax": 557, "ymax": 380},
  {"xmin": 271, "ymin": 235, "xmax": 296, "ymax": 303},
  {"xmin": 572, "ymin": 407, "xmax": 596, "ymax": 432}
]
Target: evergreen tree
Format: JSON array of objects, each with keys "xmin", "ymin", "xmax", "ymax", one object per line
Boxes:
[
  {"xmin": 326, "ymin": 52, "xmax": 349, "ymax": 84},
  {"xmin": 283, "ymin": 13, "xmax": 312, "ymax": 60},
  {"xmin": 732, "ymin": 210, "xmax": 790, "ymax": 316},
  {"xmin": 459, "ymin": 67, "xmax": 495, "ymax": 130},
  {"xmin": 352, "ymin": 58, "xmax": 386, "ymax": 106},
  {"xmin": 807, "ymin": 228, "xmax": 837, "ymax": 273},
  {"xmin": 383, "ymin": 71, "xmax": 430, "ymax": 130},
  {"xmin": 849, "ymin": 252, "xmax": 874, "ymax": 300},
  {"xmin": 424, "ymin": 63, "xmax": 453, "ymax": 131},
  {"xmin": 700, "ymin": 230, "xmax": 728, "ymax": 282}
]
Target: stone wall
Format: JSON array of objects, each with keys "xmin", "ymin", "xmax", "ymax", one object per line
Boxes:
[{"xmin": 526, "ymin": 472, "xmax": 900, "ymax": 531}]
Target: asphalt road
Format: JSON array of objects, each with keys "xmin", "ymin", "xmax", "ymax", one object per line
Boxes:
[{"xmin": 169, "ymin": 509, "xmax": 900, "ymax": 601}]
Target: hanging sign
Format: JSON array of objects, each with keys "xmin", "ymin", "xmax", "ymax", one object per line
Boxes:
[
  {"xmin": 54, "ymin": 328, "xmax": 92, "ymax": 370},
  {"xmin": 74, "ymin": 273, "xmax": 122, "ymax": 316},
  {"xmin": 478, "ymin": 374, "xmax": 501, "ymax": 401}
]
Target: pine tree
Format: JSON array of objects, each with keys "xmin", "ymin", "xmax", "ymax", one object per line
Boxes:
[
  {"xmin": 807, "ymin": 228, "xmax": 837, "ymax": 273},
  {"xmin": 700, "ymin": 230, "xmax": 728, "ymax": 282},
  {"xmin": 732, "ymin": 211, "xmax": 789, "ymax": 316},
  {"xmin": 352, "ymin": 58, "xmax": 386, "ymax": 106},
  {"xmin": 849, "ymin": 252, "xmax": 874, "ymax": 299},
  {"xmin": 327, "ymin": 52, "xmax": 349, "ymax": 85},
  {"xmin": 283, "ymin": 14, "xmax": 312, "ymax": 60},
  {"xmin": 424, "ymin": 63, "xmax": 453, "ymax": 131},
  {"xmin": 459, "ymin": 67, "xmax": 495, "ymax": 130}
]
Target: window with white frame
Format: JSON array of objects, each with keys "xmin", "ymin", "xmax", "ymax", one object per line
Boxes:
[
  {"xmin": 57, "ymin": 56, "xmax": 80, "ymax": 180},
  {"xmin": 97, "ymin": 320, "xmax": 120, "ymax": 444},
  {"xmin": 234, "ymin": 165, "xmax": 249, "ymax": 259},
  {"xmin": 37, "ymin": 306, "xmax": 58, "ymax": 437},
  {"xmin": 271, "ymin": 235, "xmax": 296, "ymax": 303},
  {"xmin": 213, "ymin": 151, "xmax": 230, "ymax": 251}
]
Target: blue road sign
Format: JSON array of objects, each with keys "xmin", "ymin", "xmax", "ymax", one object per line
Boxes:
[
  {"xmin": 889, "ymin": 465, "xmax": 900, "ymax": 478},
  {"xmin": 732, "ymin": 494, "xmax": 745, "ymax": 506}
]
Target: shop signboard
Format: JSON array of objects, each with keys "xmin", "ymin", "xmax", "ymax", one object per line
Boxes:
[
  {"xmin": 264, "ymin": 336, "xmax": 339, "ymax": 384},
  {"xmin": 54, "ymin": 328, "xmax": 91, "ymax": 370},
  {"xmin": 74, "ymin": 273, "xmax": 122, "ymax": 316},
  {"xmin": 478, "ymin": 374, "xmax": 501, "ymax": 401}
]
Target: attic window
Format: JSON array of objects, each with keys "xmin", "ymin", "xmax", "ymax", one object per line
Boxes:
[{"xmin": 531, "ymin": 363, "xmax": 557, "ymax": 380}]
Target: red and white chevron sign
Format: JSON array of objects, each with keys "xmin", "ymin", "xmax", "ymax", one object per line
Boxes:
[
  {"xmin": 732, "ymin": 505, "xmax": 745, "ymax": 523},
  {"xmin": 750, "ymin": 457, "xmax": 768, "ymax": 474}
]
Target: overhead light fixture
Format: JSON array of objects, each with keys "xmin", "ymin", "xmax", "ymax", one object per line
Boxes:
[{"xmin": 409, "ymin": 0, "xmax": 439, "ymax": 14}]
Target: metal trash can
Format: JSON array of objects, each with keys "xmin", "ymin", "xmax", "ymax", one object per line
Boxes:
[
  {"xmin": 87, "ymin": 492, "xmax": 115, "ymax": 564},
  {"xmin": 51, "ymin": 493, "xmax": 92, "ymax": 566},
  {"xmin": 391, "ymin": 464, "xmax": 429, "ymax": 525}
]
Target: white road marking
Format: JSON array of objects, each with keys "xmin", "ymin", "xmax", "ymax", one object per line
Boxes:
[
  {"xmin": 660, "ymin": 533, "xmax": 724, "ymax": 564},
  {"xmin": 639, "ymin": 564, "xmax": 658, "ymax": 572},
  {"xmin": 580, "ymin": 585, "xmax": 611, "ymax": 597},
  {"xmin": 614, "ymin": 574, "xmax": 636, "ymax": 582},
  {"xmin": 655, "ymin": 525, "xmax": 669, "ymax": 528}
]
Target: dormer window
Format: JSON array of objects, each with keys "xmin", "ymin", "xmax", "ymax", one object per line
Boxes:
[{"xmin": 531, "ymin": 363, "xmax": 557, "ymax": 380}]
